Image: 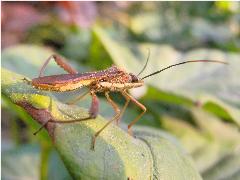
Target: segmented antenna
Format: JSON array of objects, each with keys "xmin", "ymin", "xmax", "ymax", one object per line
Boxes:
[
  {"xmin": 141, "ymin": 60, "xmax": 228, "ymax": 80},
  {"xmin": 137, "ymin": 48, "xmax": 150, "ymax": 76}
]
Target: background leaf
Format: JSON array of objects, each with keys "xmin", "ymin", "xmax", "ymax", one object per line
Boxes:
[{"xmin": 1, "ymin": 144, "xmax": 71, "ymax": 180}]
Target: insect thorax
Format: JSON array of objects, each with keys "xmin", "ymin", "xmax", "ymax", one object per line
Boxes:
[{"xmin": 91, "ymin": 70, "xmax": 143, "ymax": 92}]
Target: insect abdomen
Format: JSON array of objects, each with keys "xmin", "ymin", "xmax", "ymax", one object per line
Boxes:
[{"xmin": 31, "ymin": 78, "xmax": 93, "ymax": 91}]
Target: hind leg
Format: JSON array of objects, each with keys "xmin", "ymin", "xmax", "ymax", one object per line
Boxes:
[
  {"xmin": 33, "ymin": 92, "xmax": 99, "ymax": 135},
  {"xmin": 39, "ymin": 54, "xmax": 78, "ymax": 77}
]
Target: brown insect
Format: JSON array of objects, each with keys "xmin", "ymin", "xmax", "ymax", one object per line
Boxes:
[{"xmin": 23, "ymin": 53, "xmax": 227, "ymax": 150}]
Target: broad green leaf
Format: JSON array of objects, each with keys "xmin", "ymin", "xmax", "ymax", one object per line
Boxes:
[
  {"xmin": 142, "ymin": 86, "xmax": 194, "ymax": 107},
  {"xmin": 191, "ymin": 108, "xmax": 240, "ymax": 144},
  {"xmin": 1, "ymin": 44, "xmax": 85, "ymax": 79},
  {"xmin": 87, "ymin": 30, "xmax": 113, "ymax": 70},
  {"xmin": 2, "ymin": 65, "xmax": 202, "ymax": 179},
  {"xmin": 161, "ymin": 116, "xmax": 208, "ymax": 154},
  {"xmin": 160, "ymin": 109, "xmax": 240, "ymax": 177},
  {"xmin": 1, "ymin": 144, "xmax": 71, "ymax": 180},
  {"xmin": 1, "ymin": 45, "xmax": 54, "ymax": 78},
  {"xmin": 133, "ymin": 126, "xmax": 201, "ymax": 179},
  {"xmin": 202, "ymin": 150, "xmax": 240, "ymax": 180},
  {"xmin": 199, "ymin": 95, "xmax": 240, "ymax": 125}
]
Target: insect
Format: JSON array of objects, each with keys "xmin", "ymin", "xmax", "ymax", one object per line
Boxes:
[{"xmin": 23, "ymin": 53, "xmax": 227, "ymax": 150}]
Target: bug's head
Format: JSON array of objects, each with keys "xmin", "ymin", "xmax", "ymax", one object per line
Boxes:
[{"xmin": 129, "ymin": 73, "xmax": 142, "ymax": 83}]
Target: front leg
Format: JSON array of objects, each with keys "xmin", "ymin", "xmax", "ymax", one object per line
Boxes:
[
  {"xmin": 121, "ymin": 91, "xmax": 146, "ymax": 136},
  {"xmin": 91, "ymin": 92, "xmax": 121, "ymax": 150},
  {"xmin": 116, "ymin": 95, "xmax": 130, "ymax": 125}
]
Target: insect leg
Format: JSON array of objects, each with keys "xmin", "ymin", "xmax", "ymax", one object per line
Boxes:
[
  {"xmin": 33, "ymin": 92, "xmax": 99, "ymax": 135},
  {"xmin": 122, "ymin": 91, "xmax": 146, "ymax": 135},
  {"xmin": 66, "ymin": 91, "xmax": 89, "ymax": 105},
  {"xmin": 33, "ymin": 116, "xmax": 95, "ymax": 135},
  {"xmin": 39, "ymin": 54, "xmax": 78, "ymax": 77},
  {"xmin": 91, "ymin": 92, "xmax": 121, "ymax": 150},
  {"xmin": 116, "ymin": 96, "xmax": 130, "ymax": 125},
  {"xmin": 88, "ymin": 91, "xmax": 99, "ymax": 118}
]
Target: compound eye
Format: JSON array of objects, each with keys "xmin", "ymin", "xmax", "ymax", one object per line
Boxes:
[{"xmin": 130, "ymin": 73, "xmax": 138, "ymax": 82}]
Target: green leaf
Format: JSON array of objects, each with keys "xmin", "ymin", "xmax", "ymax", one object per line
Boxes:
[
  {"xmin": 1, "ymin": 44, "xmax": 54, "ymax": 78},
  {"xmin": 191, "ymin": 108, "xmax": 240, "ymax": 178},
  {"xmin": 202, "ymin": 151, "xmax": 240, "ymax": 180},
  {"xmin": 160, "ymin": 108, "xmax": 240, "ymax": 177},
  {"xmin": 1, "ymin": 49, "xmax": 202, "ymax": 179},
  {"xmin": 1, "ymin": 144, "xmax": 71, "ymax": 180},
  {"xmin": 133, "ymin": 126, "xmax": 202, "ymax": 179},
  {"xmin": 1, "ymin": 44, "xmax": 84, "ymax": 78}
]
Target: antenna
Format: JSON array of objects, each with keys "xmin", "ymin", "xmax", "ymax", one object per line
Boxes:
[
  {"xmin": 137, "ymin": 48, "xmax": 150, "ymax": 76},
  {"xmin": 141, "ymin": 60, "xmax": 228, "ymax": 80}
]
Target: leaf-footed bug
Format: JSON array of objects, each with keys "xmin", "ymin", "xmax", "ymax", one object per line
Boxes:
[{"xmin": 23, "ymin": 52, "xmax": 227, "ymax": 150}]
